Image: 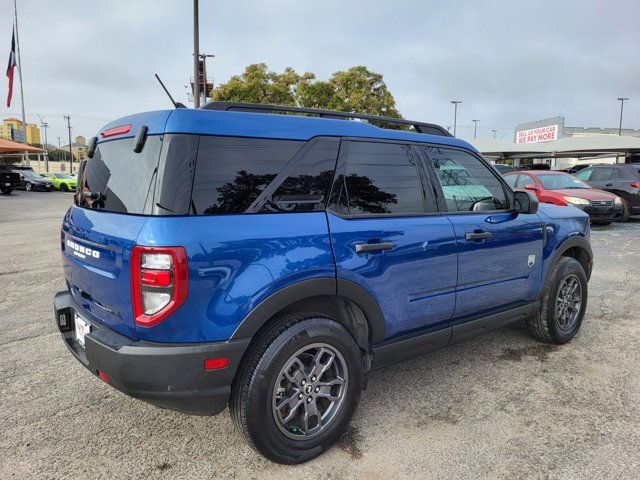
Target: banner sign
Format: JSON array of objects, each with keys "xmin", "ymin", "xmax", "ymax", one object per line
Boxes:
[{"xmin": 516, "ymin": 124, "xmax": 558, "ymax": 144}]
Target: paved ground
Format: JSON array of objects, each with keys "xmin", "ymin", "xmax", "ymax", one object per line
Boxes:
[{"xmin": 1, "ymin": 191, "xmax": 639, "ymax": 480}]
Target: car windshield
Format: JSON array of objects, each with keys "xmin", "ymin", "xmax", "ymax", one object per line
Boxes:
[
  {"xmin": 20, "ymin": 171, "xmax": 40, "ymax": 179},
  {"xmin": 54, "ymin": 174, "xmax": 75, "ymax": 179},
  {"xmin": 537, "ymin": 174, "xmax": 590, "ymax": 190}
]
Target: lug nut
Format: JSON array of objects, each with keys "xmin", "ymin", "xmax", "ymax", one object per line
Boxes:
[
  {"xmin": 307, "ymin": 397, "xmax": 313, "ymax": 403},
  {"xmin": 301, "ymin": 380, "xmax": 306, "ymax": 386},
  {"xmin": 315, "ymin": 386, "xmax": 320, "ymax": 393},
  {"xmin": 298, "ymin": 393, "xmax": 304, "ymax": 399},
  {"xmin": 311, "ymin": 376, "xmax": 316, "ymax": 382}
]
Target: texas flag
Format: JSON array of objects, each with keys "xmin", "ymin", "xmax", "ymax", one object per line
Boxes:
[{"xmin": 6, "ymin": 27, "xmax": 17, "ymax": 108}]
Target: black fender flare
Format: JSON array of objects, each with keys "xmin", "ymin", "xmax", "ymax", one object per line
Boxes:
[
  {"xmin": 538, "ymin": 235, "xmax": 593, "ymax": 299},
  {"xmin": 230, "ymin": 278, "xmax": 386, "ymax": 346}
]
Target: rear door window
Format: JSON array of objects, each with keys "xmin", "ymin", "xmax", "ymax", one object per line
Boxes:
[
  {"xmin": 79, "ymin": 136, "xmax": 163, "ymax": 214},
  {"xmin": 590, "ymin": 168, "xmax": 614, "ymax": 181},
  {"xmin": 332, "ymin": 141, "xmax": 430, "ymax": 215}
]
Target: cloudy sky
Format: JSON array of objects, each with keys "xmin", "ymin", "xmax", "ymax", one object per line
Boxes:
[{"xmin": 2, "ymin": 0, "xmax": 639, "ymax": 144}]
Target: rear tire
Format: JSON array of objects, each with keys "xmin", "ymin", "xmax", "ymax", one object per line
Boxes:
[
  {"xmin": 230, "ymin": 313, "xmax": 364, "ymax": 464},
  {"xmin": 0, "ymin": 187, "xmax": 12, "ymax": 194},
  {"xmin": 526, "ymin": 256, "xmax": 588, "ymax": 344}
]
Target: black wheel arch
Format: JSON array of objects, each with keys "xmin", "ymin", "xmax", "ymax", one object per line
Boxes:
[
  {"xmin": 538, "ymin": 235, "xmax": 593, "ymax": 301},
  {"xmin": 229, "ymin": 278, "xmax": 386, "ymax": 351}
]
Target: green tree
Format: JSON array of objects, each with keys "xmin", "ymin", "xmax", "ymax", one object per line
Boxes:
[{"xmin": 210, "ymin": 64, "xmax": 403, "ymax": 125}]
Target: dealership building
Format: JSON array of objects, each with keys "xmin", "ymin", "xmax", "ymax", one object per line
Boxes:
[{"xmin": 514, "ymin": 116, "xmax": 640, "ymax": 169}]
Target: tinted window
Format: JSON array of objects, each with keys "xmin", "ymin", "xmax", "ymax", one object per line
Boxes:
[
  {"xmin": 79, "ymin": 136, "xmax": 162, "ymax": 214},
  {"xmin": 191, "ymin": 137, "xmax": 303, "ymax": 215},
  {"xmin": 574, "ymin": 168, "xmax": 592, "ymax": 181},
  {"xmin": 428, "ymin": 147, "xmax": 509, "ymax": 212},
  {"xmin": 260, "ymin": 137, "xmax": 339, "ymax": 213},
  {"xmin": 590, "ymin": 168, "xmax": 613, "ymax": 181},
  {"xmin": 609, "ymin": 168, "xmax": 621, "ymax": 180},
  {"xmin": 153, "ymin": 134, "xmax": 199, "ymax": 216},
  {"xmin": 339, "ymin": 141, "xmax": 427, "ymax": 215},
  {"xmin": 504, "ymin": 174, "xmax": 518, "ymax": 187}
]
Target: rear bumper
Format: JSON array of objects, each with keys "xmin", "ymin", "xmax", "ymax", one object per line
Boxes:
[{"xmin": 54, "ymin": 290, "xmax": 250, "ymax": 416}]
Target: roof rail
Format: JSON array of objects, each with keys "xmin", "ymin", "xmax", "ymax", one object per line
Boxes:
[{"xmin": 201, "ymin": 101, "xmax": 452, "ymax": 137}]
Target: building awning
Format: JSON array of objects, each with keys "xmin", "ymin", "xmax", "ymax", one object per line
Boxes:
[
  {"xmin": 467, "ymin": 135, "xmax": 640, "ymax": 159},
  {"xmin": 0, "ymin": 138, "xmax": 44, "ymax": 154}
]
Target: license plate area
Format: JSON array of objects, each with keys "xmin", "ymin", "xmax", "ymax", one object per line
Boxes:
[{"xmin": 74, "ymin": 312, "xmax": 91, "ymax": 348}]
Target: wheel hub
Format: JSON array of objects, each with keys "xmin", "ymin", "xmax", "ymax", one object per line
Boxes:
[
  {"xmin": 271, "ymin": 343, "xmax": 348, "ymax": 439},
  {"xmin": 555, "ymin": 274, "xmax": 582, "ymax": 331}
]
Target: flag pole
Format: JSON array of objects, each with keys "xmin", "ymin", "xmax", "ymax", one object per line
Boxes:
[{"xmin": 13, "ymin": 0, "xmax": 28, "ymax": 165}]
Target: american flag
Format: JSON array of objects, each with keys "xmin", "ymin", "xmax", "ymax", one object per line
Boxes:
[{"xmin": 6, "ymin": 26, "xmax": 17, "ymax": 108}]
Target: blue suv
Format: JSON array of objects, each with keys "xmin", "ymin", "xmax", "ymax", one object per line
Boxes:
[{"xmin": 54, "ymin": 102, "xmax": 592, "ymax": 464}]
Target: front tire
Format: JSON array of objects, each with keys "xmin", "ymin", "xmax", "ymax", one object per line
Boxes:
[
  {"xmin": 620, "ymin": 198, "xmax": 630, "ymax": 222},
  {"xmin": 60, "ymin": 183, "xmax": 68, "ymax": 192},
  {"xmin": 230, "ymin": 314, "xmax": 364, "ymax": 464},
  {"xmin": 25, "ymin": 182, "xmax": 32, "ymax": 191},
  {"xmin": 526, "ymin": 256, "xmax": 588, "ymax": 344}
]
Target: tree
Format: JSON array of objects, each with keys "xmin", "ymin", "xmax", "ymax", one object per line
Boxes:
[{"xmin": 210, "ymin": 64, "xmax": 403, "ymax": 123}]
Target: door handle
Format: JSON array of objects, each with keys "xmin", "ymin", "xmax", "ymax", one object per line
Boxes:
[
  {"xmin": 354, "ymin": 242, "xmax": 393, "ymax": 253},
  {"xmin": 605, "ymin": 183, "xmax": 613, "ymax": 187},
  {"xmin": 465, "ymin": 231, "xmax": 492, "ymax": 241}
]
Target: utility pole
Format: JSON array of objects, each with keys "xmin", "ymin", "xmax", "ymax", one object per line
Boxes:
[
  {"xmin": 472, "ymin": 119, "xmax": 480, "ymax": 139},
  {"xmin": 40, "ymin": 121, "xmax": 49, "ymax": 172},
  {"xmin": 58, "ymin": 136, "xmax": 66, "ymax": 165},
  {"xmin": 492, "ymin": 129, "xmax": 498, "ymax": 139},
  {"xmin": 450, "ymin": 101, "xmax": 462, "ymax": 137},
  {"xmin": 193, "ymin": 0, "xmax": 200, "ymax": 108},
  {"xmin": 13, "ymin": 0, "xmax": 28, "ymax": 165},
  {"xmin": 64, "ymin": 115, "xmax": 73, "ymax": 173},
  {"xmin": 617, "ymin": 97, "xmax": 629, "ymax": 136}
]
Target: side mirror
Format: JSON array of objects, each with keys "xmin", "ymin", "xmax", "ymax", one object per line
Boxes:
[
  {"xmin": 524, "ymin": 183, "xmax": 538, "ymax": 191},
  {"xmin": 514, "ymin": 190, "xmax": 538, "ymax": 215}
]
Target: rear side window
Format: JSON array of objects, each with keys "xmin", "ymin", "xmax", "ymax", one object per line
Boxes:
[
  {"xmin": 191, "ymin": 137, "xmax": 304, "ymax": 215},
  {"xmin": 590, "ymin": 168, "xmax": 613, "ymax": 181},
  {"xmin": 504, "ymin": 175, "xmax": 517, "ymax": 187},
  {"xmin": 79, "ymin": 136, "xmax": 162, "ymax": 214},
  {"xmin": 333, "ymin": 141, "xmax": 428, "ymax": 215}
]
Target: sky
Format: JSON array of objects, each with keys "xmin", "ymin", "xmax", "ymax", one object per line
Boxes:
[{"xmin": 1, "ymin": 0, "xmax": 639, "ymax": 145}]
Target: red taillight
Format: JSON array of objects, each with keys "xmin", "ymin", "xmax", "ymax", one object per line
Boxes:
[
  {"xmin": 130, "ymin": 246, "xmax": 188, "ymax": 327},
  {"xmin": 204, "ymin": 357, "xmax": 230, "ymax": 371},
  {"xmin": 630, "ymin": 182, "xmax": 640, "ymax": 188},
  {"xmin": 101, "ymin": 124, "xmax": 131, "ymax": 138}
]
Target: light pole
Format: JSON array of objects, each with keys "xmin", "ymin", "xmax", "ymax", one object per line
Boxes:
[
  {"xmin": 472, "ymin": 119, "xmax": 480, "ymax": 139},
  {"xmin": 617, "ymin": 97, "xmax": 629, "ymax": 136},
  {"xmin": 492, "ymin": 129, "xmax": 498, "ymax": 139},
  {"xmin": 64, "ymin": 115, "xmax": 73, "ymax": 173},
  {"xmin": 198, "ymin": 53, "xmax": 215, "ymax": 104},
  {"xmin": 40, "ymin": 121, "xmax": 49, "ymax": 171},
  {"xmin": 450, "ymin": 101, "xmax": 462, "ymax": 137},
  {"xmin": 193, "ymin": 0, "xmax": 200, "ymax": 108}
]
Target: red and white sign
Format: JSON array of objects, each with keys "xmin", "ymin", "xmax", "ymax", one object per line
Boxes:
[{"xmin": 516, "ymin": 125, "xmax": 558, "ymax": 144}]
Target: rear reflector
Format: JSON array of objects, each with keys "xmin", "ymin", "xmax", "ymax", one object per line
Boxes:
[
  {"xmin": 101, "ymin": 124, "xmax": 131, "ymax": 138},
  {"xmin": 630, "ymin": 182, "xmax": 640, "ymax": 188},
  {"xmin": 204, "ymin": 357, "xmax": 230, "ymax": 371},
  {"xmin": 97, "ymin": 370, "xmax": 110, "ymax": 383}
]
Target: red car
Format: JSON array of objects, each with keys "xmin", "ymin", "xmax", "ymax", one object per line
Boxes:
[{"xmin": 504, "ymin": 170, "xmax": 624, "ymax": 225}]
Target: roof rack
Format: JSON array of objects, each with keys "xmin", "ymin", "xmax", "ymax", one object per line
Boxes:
[{"xmin": 202, "ymin": 101, "xmax": 452, "ymax": 137}]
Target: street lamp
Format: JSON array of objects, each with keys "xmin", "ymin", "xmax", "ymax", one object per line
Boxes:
[
  {"xmin": 40, "ymin": 121, "xmax": 49, "ymax": 172},
  {"xmin": 492, "ymin": 129, "xmax": 498, "ymax": 139},
  {"xmin": 472, "ymin": 119, "xmax": 480, "ymax": 139},
  {"xmin": 617, "ymin": 97, "xmax": 629, "ymax": 136},
  {"xmin": 450, "ymin": 101, "xmax": 462, "ymax": 137}
]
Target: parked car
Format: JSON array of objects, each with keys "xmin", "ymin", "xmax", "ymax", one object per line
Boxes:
[
  {"xmin": 563, "ymin": 164, "xmax": 590, "ymax": 175},
  {"xmin": 574, "ymin": 164, "xmax": 640, "ymax": 221},
  {"xmin": 504, "ymin": 170, "xmax": 623, "ymax": 225},
  {"xmin": 1, "ymin": 169, "xmax": 21, "ymax": 194},
  {"xmin": 41, "ymin": 172, "xmax": 77, "ymax": 191},
  {"xmin": 492, "ymin": 163, "xmax": 520, "ymax": 175},
  {"xmin": 11, "ymin": 169, "xmax": 52, "ymax": 191},
  {"xmin": 54, "ymin": 102, "xmax": 592, "ymax": 464}
]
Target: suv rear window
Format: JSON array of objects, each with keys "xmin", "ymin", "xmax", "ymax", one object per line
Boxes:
[{"xmin": 79, "ymin": 136, "xmax": 162, "ymax": 214}]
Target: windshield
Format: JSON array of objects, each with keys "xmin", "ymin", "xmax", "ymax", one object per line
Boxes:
[
  {"xmin": 20, "ymin": 171, "xmax": 40, "ymax": 179},
  {"xmin": 78, "ymin": 136, "xmax": 162, "ymax": 214},
  {"xmin": 54, "ymin": 173, "xmax": 75, "ymax": 179},
  {"xmin": 538, "ymin": 173, "xmax": 590, "ymax": 190}
]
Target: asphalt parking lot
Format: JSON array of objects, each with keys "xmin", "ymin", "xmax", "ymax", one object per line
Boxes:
[{"xmin": 1, "ymin": 191, "xmax": 639, "ymax": 480}]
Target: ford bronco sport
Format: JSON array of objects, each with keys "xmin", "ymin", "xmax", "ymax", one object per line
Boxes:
[{"xmin": 54, "ymin": 102, "xmax": 592, "ymax": 464}]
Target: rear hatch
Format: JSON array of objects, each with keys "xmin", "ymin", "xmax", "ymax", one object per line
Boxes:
[{"xmin": 62, "ymin": 111, "xmax": 171, "ymax": 339}]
